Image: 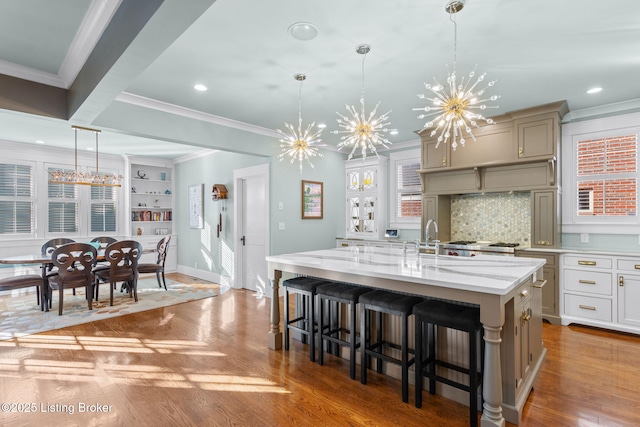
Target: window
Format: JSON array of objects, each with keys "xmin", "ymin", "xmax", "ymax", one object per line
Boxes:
[
  {"xmin": 47, "ymin": 168, "xmax": 78, "ymax": 233},
  {"xmin": 91, "ymin": 185, "xmax": 117, "ymax": 233},
  {"xmin": 0, "ymin": 162, "xmax": 34, "ymax": 236},
  {"xmin": 562, "ymin": 112, "xmax": 640, "ymax": 233},
  {"xmin": 390, "ymin": 149, "xmax": 422, "ymax": 229},
  {"xmin": 576, "ymin": 135, "xmax": 637, "ymax": 217}
]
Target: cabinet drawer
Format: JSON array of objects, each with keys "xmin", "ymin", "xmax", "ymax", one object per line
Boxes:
[
  {"xmin": 564, "ymin": 269, "xmax": 612, "ymax": 295},
  {"xmin": 564, "ymin": 294, "xmax": 612, "ymax": 322},
  {"xmin": 518, "ymin": 251, "xmax": 556, "ymax": 266},
  {"xmin": 617, "ymin": 258, "xmax": 640, "ymax": 272},
  {"xmin": 563, "ymin": 255, "xmax": 612, "ymax": 269},
  {"xmin": 513, "ymin": 281, "xmax": 532, "ymax": 306}
]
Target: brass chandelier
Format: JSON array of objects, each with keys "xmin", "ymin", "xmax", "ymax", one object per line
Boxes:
[
  {"xmin": 48, "ymin": 126, "xmax": 122, "ymax": 187},
  {"xmin": 333, "ymin": 44, "xmax": 393, "ymax": 161},
  {"xmin": 277, "ymin": 73, "xmax": 325, "ymax": 173},
  {"xmin": 414, "ymin": 0, "xmax": 500, "ymax": 150}
]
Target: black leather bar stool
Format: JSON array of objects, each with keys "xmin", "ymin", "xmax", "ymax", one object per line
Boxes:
[
  {"xmin": 359, "ymin": 289, "xmax": 423, "ymax": 403},
  {"xmin": 317, "ymin": 282, "xmax": 372, "ymax": 380},
  {"xmin": 413, "ymin": 299, "xmax": 483, "ymax": 427},
  {"xmin": 283, "ymin": 276, "xmax": 332, "ymax": 362}
]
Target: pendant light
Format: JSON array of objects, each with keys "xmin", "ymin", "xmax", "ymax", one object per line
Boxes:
[
  {"xmin": 277, "ymin": 73, "xmax": 325, "ymax": 173},
  {"xmin": 414, "ymin": 0, "xmax": 500, "ymax": 150},
  {"xmin": 334, "ymin": 44, "xmax": 394, "ymax": 161},
  {"xmin": 48, "ymin": 126, "xmax": 122, "ymax": 187}
]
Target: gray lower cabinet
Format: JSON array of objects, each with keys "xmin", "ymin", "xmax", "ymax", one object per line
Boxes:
[
  {"xmin": 531, "ymin": 190, "xmax": 557, "ymax": 248},
  {"xmin": 516, "ymin": 251, "xmax": 560, "ymax": 324}
]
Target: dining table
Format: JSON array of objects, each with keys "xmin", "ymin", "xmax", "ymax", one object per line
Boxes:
[{"xmin": 0, "ymin": 244, "xmax": 155, "ymax": 312}]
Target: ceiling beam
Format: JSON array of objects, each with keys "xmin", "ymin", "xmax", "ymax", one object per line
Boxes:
[{"xmin": 68, "ymin": 0, "xmax": 217, "ymax": 125}]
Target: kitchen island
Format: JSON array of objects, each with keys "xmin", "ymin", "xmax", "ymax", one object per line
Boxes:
[{"xmin": 266, "ymin": 246, "xmax": 546, "ymax": 427}]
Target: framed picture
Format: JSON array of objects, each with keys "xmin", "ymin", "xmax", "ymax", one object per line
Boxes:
[
  {"xmin": 188, "ymin": 184, "xmax": 204, "ymax": 228},
  {"xmin": 302, "ymin": 180, "xmax": 323, "ymax": 219}
]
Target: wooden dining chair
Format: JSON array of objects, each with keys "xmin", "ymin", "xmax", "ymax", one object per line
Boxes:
[
  {"xmin": 94, "ymin": 240, "xmax": 143, "ymax": 306},
  {"xmin": 90, "ymin": 236, "xmax": 117, "ymax": 249},
  {"xmin": 0, "ymin": 275, "xmax": 45, "ymax": 310},
  {"xmin": 138, "ymin": 235, "xmax": 171, "ymax": 290},
  {"xmin": 47, "ymin": 243, "xmax": 97, "ymax": 315}
]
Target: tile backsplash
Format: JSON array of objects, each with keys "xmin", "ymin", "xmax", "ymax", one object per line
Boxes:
[{"xmin": 450, "ymin": 192, "xmax": 531, "ymax": 244}]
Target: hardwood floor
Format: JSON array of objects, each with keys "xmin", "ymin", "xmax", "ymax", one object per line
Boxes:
[{"xmin": 1, "ymin": 272, "xmax": 639, "ymax": 426}]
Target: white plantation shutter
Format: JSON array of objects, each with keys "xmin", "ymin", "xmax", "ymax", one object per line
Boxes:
[
  {"xmin": 48, "ymin": 168, "xmax": 78, "ymax": 233},
  {"xmin": 0, "ymin": 163, "xmax": 34, "ymax": 235}
]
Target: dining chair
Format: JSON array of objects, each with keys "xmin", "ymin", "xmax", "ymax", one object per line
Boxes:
[
  {"xmin": 137, "ymin": 235, "xmax": 171, "ymax": 290},
  {"xmin": 94, "ymin": 240, "xmax": 143, "ymax": 306},
  {"xmin": 90, "ymin": 236, "xmax": 118, "ymax": 249},
  {"xmin": 41, "ymin": 237, "xmax": 78, "ymax": 296},
  {"xmin": 0, "ymin": 274, "xmax": 45, "ymax": 310},
  {"xmin": 47, "ymin": 243, "xmax": 97, "ymax": 315}
]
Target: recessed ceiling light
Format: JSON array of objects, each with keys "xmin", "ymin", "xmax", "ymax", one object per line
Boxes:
[
  {"xmin": 317, "ymin": 123, "xmax": 327, "ymax": 129},
  {"xmin": 35, "ymin": 140, "xmax": 45, "ymax": 144},
  {"xmin": 587, "ymin": 87, "xmax": 602, "ymax": 94},
  {"xmin": 390, "ymin": 130, "xmax": 399, "ymax": 135},
  {"xmin": 288, "ymin": 22, "xmax": 318, "ymax": 41},
  {"xmin": 194, "ymin": 84, "xmax": 208, "ymax": 92}
]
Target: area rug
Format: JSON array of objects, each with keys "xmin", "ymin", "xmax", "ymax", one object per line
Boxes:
[{"xmin": 0, "ymin": 277, "xmax": 222, "ymax": 340}]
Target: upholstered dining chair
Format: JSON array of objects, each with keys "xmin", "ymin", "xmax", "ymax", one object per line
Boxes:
[
  {"xmin": 94, "ymin": 240, "xmax": 143, "ymax": 306},
  {"xmin": 90, "ymin": 236, "xmax": 117, "ymax": 249},
  {"xmin": 41, "ymin": 238, "xmax": 76, "ymax": 256},
  {"xmin": 0, "ymin": 275, "xmax": 44, "ymax": 310},
  {"xmin": 41, "ymin": 237, "xmax": 78, "ymax": 296},
  {"xmin": 137, "ymin": 235, "xmax": 171, "ymax": 290},
  {"xmin": 47, "ymin": 243, "xmax": 97, "ymax": 315}
]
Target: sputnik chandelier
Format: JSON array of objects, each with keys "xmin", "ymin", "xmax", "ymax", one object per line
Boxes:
[
  {"xmin": 334, "ymin": 44, "xmax": 393, "ymax": 161},
  {"xmin": 277, "ymin": 73, "xmax": 325, "ymax": 173},
  {"xmin": 414, "ymin": 0, "xmax": 500, "ymax": 150},
  {"xmin": 48, "ymin": 126, "xmax": 122, "ymax": 187}
]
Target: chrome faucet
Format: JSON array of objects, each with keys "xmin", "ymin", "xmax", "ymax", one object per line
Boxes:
[{"xmin": 425, "ymin": 218, "xmax": 439, "ymax": 250}]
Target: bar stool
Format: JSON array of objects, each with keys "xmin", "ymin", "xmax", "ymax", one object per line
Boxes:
[
  {"xmin": 359, "ymin": 289, "xmax": 423, "ymax": 403},
  {"xmin": 283, "ymin": 276, "xmax": 332, "ymax": 362},
  {"xmin": 413, "ymin": 299, "xmax": 483, "ymax": 427},
  {"xmin": 317, "ymin": 282, "xmax": 371, "ymax": 379}
]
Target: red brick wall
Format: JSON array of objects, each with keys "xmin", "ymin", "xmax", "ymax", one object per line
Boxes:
[{"xmin": 577, "ymin": 135, "xmax": 637, "ymax": 216}]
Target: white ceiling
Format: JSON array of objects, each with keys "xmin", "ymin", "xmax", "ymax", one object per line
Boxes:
[{"xmin": 1, "ymin": 0, "xmax": 639, "ymax": 159}]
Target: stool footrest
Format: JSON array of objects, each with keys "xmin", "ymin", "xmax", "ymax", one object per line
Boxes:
[{"xmin": 364, "ymin": 341, "xmax": 415, "ymax": 368}]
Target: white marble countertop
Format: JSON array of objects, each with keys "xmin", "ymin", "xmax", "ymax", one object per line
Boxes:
[{"xmin": 267, "ymin": 246, "xmax": 545, "ymax": 296}]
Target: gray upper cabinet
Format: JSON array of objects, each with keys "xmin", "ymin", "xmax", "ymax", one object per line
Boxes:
[
  {"xmin": 516, "ymin": 116, "xmax": 555, "ymax": 159},
  {"xmin": 419, "ymin": 101, "xmax": 567, "ymax": 173},
  {"xmin": 422, "ymin": 139, "xmax": 449, "ymax": 169},
  {"xmin": 418, "ymin": 101, "xmax": 568, "ymax": 249}
]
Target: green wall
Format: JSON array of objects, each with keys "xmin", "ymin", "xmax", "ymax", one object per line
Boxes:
[{"xmin": 174, "ymin": 138, "xmax": 346, "ymax": 280}]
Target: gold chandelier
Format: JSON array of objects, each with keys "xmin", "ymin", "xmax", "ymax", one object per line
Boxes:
[
  {"xmin": 48, "ymin": 126, "xmax": 122, "ymax": 187},
  {"xmin": 414, "ymin": 0, "xmax": 500, "ymax": 150},
  {"xmin": 277, "ymin": 73, "xmax": 325, "ymax": 173},
  {"xmin": 334, "ymin": 44, "xmax": 393, "ymax": 161}
]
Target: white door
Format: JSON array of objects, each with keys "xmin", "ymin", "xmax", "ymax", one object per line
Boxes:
[{"xmin": 234, "ymin": 164, "xmax": 270, "ymax": 297}]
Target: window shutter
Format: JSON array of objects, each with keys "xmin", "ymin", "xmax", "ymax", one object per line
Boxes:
[
  {"xmin": 48, "ymin": 168, "xmax": 78, "ymax": 233},
  {"xmin": 396, "ymin": 160, "xmax": 422, "ymax": 219},
  {"xmin": 0, "ymin": 163, "xmax": 34, "ymax": 235},
  {"xmin": 90, "ymin": 185, "xmax": 117, "ymax": 232}
]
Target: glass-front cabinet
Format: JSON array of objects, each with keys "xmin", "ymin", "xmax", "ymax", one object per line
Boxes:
[{"xmin": 345, "ymin": 157, "xmax": 387, "ymax": 238}]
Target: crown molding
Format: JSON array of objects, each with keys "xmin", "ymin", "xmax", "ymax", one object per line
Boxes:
[
  {"xmin": 116, "ymin": 92, "xmax": 281, "ymax": 138},
  {"xmin": 59, "ymin": 0, "xmax": 122, "ymax": 87},
  {"xmin": 563, "ymin": 98, "xmax": 640, "ymax": 123}
]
